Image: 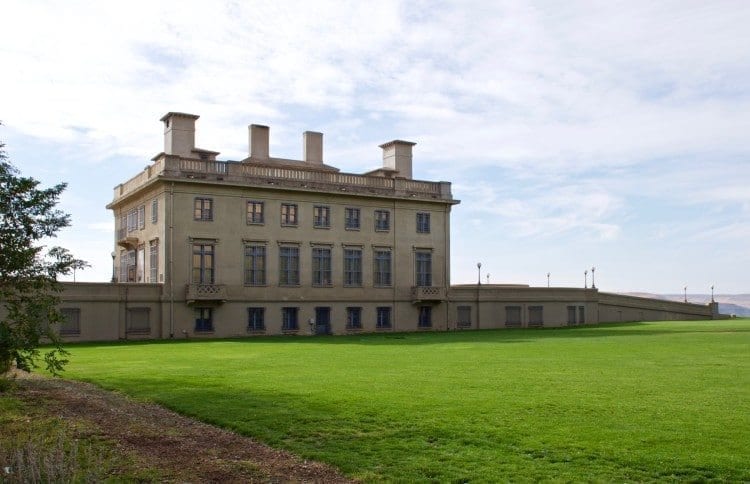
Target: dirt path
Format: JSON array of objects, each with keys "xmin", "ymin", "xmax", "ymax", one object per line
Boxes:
[{"xmin": 14, "ymin": 375, "xmax": 354, "ymax": 482}]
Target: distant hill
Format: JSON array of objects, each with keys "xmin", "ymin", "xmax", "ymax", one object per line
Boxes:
[{"xmin": 621, "ymin": 293, "xmax": 750, "ymax": 317}]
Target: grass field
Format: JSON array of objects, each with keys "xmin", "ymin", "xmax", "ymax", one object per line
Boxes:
[{"xmin": 60, "ymin": 321, "xmax": 749, "ymax": 481}]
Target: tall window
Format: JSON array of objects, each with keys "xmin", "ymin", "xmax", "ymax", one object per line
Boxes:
[
  {"xmin": 312, "ymin": 247, "xmax": 332, "ymax": 286},
  {"xmin": 505, "ymin": 306, "xmax": 522, "ymax": 327},
  {"xmin": 194, "ymin": 198, "xmax": 213, "ymax": 221},
  {"xmin": 416, "ymin": 212, "xmax": 430, "ymax": 233},
  {"xmin": 529, "ymin": 306, "xmax": 544, "ymax": 327},
  {"xmin": 347, "ymin": 307, "xmax": 362, "ymax": 329},
  {"xmin": 343, "ymin": 248, "xmax": 362, "ymax": 287},
  {"xmin": 345, "ymin": 208, "xmax": 360, "ymax": 230},
  {"xmin": 192, "ymin": 243, "xmax": 215, "ymax": 284},
  {"xmin": 281, "ymin": 203, "xmax": 298, "ymax": 226},
  {"xmin": 313, "ymin": 205, "xmax": 330, "ymax": 228},
  {"xmin": 418, "ymin": 306, "xmax": 432, "ymax": 328},
  {"xmin": 374, "ymin": 209, "xmax": 390, "ymax": 231},
  {"xmin": 279, "ymin": 246, "xmax": 300, "ymax": 286},
  {"xmin": 127, "ymin": 209, "xmax": 138, "ymax": 232},
  {"xmin": 376, "ymin": 307, "xmax": 392, "ymax": 329},
  {"xmin": 127, "ymin": 308, "xmax": 150, "ymax": 333},
  {"xmin": 151, "ymin": 199, "xmax": 158, "ymax": 223},
  {"xmin": 247, "ymin": 307, "xmax": 265, "ymax": 331},
  {"xmin": 415, "ymin": 251, "xmax": 432, "ymax": 287},
  {"xmin": 579, "ymin": 306, "xmax": 585, "ymax": 324},
  {"xmin": 138, "ymin": 205, "xmax": 146, "ymax": 229},
  {"xmin": 246, "ymin": 201, "xmax": 264, "ymax": 224},
  {"xmin": 149, "ymin": 240, "xmax": 158, "ymax": 282},
  {"xmin": 373, "ymin": 249, "xmax": 392, "ymax": 287},
  {"xmin": 457, "ymin": 306, "xmax": 472, "ymax": 328},
  {"xmin": 244, "ymin": 245, "xmax": 266, "ymax": 285},
  {"xmin": 282, "ymin": 307, "xmax": 299, "ymax": 331},
  {"xmin": 59, "ymin": 308, "xmax": 81, "ymax": 336},
  {"xmin": 195, "ymin": 307, "xmax": 213, "ymax": 332}
]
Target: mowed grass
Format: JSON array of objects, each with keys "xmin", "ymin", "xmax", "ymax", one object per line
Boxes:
[{"xmin": 60, "ymin": 321, "xmax": 749, "ymax": 481}]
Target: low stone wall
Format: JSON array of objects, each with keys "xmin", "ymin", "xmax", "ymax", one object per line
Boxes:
[{"xmin": 597, "ymin": 292, "xmax": 714, "ymax": 322}]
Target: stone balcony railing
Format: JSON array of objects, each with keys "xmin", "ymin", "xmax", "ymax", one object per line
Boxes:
[
  {"xmin": 185, "ymin": 284, "xmax": 228, "ymax": 304},
  {"xmin": 411, "ymin": 286, "xmax": 447, "ymax": 303},
  {"xmin": 112, "ymin": 155, "xmax": 455, "ymax": 204}
]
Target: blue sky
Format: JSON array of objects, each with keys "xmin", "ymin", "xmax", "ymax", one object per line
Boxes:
[{"xmin": 1, "ymin": 1, "xmax": 748, "ymax": 293}]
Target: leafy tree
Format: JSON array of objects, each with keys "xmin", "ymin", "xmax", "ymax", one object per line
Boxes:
[{"xmin": 0, "ymin": 134, "xmax": 83, "ymax": 377}]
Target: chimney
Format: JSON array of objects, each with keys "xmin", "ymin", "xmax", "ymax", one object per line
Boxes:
[
  {"xmin": 249, "ymin": 124, "xmax": 270, "ymax": 160},
  {"xmin": 161, "ymin": 112, "xmax": 199, "ymax": 157},
  {"xmin": 379, "ymin": 140, "xmax": 416, "ymax": 179},
  {"xmin": 303, "ymin": 131, "xmax": 323, "ymax": 165}
]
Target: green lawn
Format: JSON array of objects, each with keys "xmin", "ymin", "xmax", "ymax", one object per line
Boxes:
[{"xmin": 60, "ymin": 321, "xmax": 750, "ymax": 481}]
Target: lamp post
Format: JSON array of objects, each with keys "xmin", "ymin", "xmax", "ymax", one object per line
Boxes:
[
  {"xmin": 584, "ymin": 270, "xmax": 588, "ymax": 289},
  {"xmin": 684, "ymin": 285, "xmax": 687, "ymax": 303},
  {"xmin": 486, "ymin": 273, "xmax": 490, "ymax": 284},
  {"xmin": 111, "ymin": 251, "xmax": 116, "ymax": 283},
  {"xmin": 591, "ymin": 266, "xmax": 596, "ymax": 289},
  {"xmin": 711, "ymin": 285, "xmax": 715, "ymax": 303},
  {"xmin": 476, "ymin": 262, "xmax": 482, "ymax": 330},
  {"xmin": 547, "ymin": 272, "xmax": 550, "ymax": 288}
]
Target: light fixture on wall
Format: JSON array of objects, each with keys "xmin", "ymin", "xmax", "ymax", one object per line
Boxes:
[
  {"xmin": 477, "ymin": 262, "xmax": 482, "ymax": 286},
  {"xmin": 584, "ymin": 270, "xmax": 588, "ymax": 289}
]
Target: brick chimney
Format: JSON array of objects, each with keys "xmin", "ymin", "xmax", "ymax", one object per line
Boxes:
[
  {"xmin": 161, "ymin": 112, "xmax": 199, "ymax": 157},
  {"xmin": 303, "ymin": 131, "xmax": 323, "ymax": 165},
  {"xmin": 248, "ymin": 124, "xmax": 270, "ymax": 160},
  {"xmin": 379, "ymin": 140, "xmax": 416, "ymax": 179}
]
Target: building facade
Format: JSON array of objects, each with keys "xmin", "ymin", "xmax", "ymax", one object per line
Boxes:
[
  {"xmin": 41, "ymin": 112, "xmax": 721, "ymax": 342},
  {"xmin": 107, "ymin": 112, "xmax": 457, "ymax": 337}
]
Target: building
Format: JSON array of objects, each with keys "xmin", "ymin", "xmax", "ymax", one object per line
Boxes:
[
  {"xmin": 48, "ymin": 113, "xmax": 721, "ymax": 341},
  {"xmin": 106, "ymin": 112, "xmax": 457, "ymax": 337}
]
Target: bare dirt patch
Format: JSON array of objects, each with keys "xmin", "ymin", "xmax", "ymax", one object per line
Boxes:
[{"xmin": 12, "ymin": 374, "xmax": 354, "ymax": 482}]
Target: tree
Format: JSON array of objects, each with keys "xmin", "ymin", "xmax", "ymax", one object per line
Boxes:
[{"xmin": 0, "ymin": 134, "xmax": 83, "ymax": 377}]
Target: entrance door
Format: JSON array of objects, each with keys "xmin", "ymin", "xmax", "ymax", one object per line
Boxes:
[{"xmin": 315, "ymin": 307, "xmax": 331, "ymax": 335}]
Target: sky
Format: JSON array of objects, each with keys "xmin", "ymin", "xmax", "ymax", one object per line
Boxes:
[{"xmin": 1, "ymin": 0, "xmax": 748, "ymax": 294}]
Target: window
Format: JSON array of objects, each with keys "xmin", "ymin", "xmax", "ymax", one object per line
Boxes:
[
  {"xmin": 247, "ymin": 307, "xmax": 265, "ymax": 331},
  {"xmin": 312, "ymin": 247, "xmax": 332, "ymax": 286},
  {"xmin": 127, "ymin": 308, "xmax": 150, "ymax": 333},
  {"xmin": 282, "ymin": 307, "xmax": 299, "ymax": 331},
  {"xmin": 373, "ymin": 249, "xmax": 392, "ymax": 287},
  {"xmin": 192, "ymin": 243, "xmax": 215, "ymax": 284},
  {"xmin": 151, "ymin": 199, "xmax": 158, "ymax": 223},
  {"xmin": 194, "ymin": 198, "xmax": 213, "ymax": 221},
  {"xmin": 59, "ymin": 308, "xmax": 80, "ymax": 336},
  {"xmin": 343, "ymin": 248, "xmax": 362, "ymax": 287},
  {"xmin": 279, "ymin": 246, "xmax": 300, "ymax": 286},
  {"xmin": 416, "ymin": 212, "xmax": 430, "ymax": 233},
  {"xmin": 149, "ymin": 240, "xmax": 158, "ymax": 283},
  {"xmin": 313, "ymin": 205, "xmax": 330, "ymax": 228},
  {"xmin": 374, "ymin": 209, "xmax": 390, "ymax": 231},
  {"xmin": 415, "ymin": 251, "xmax": 432, "ymax": 287},
  {"xmin": 345, "ymin": 208, "xmax": 360, "ymax": 230},
  {"xmin": 567, "ymin": 306, "xmax": 577, "ymax": 325},
  {"xmin": 528, "ymin": 306, "xmax": 544, "ymax": 327},
  {"xmin": 281, "ymin": 203, "xmax": 298, "ymax": 226},
  {"xmin": 418, "ymin": 306, "xmax": 432, "ymax": 328},
  {"xmin": 376, "ymin": 307, "xmax": 392, "ymax": 329},
  {"xmin": 195, "ymin": 308, "xmax": 213, "ymax": 332},
  {"xmin": 136, "ymin": 244, "xmax": 145, "ymax": 282},
  {"xmin": 347, "ymin": 307, "xmax": 362, "ymax": 329},
  {"xmin": 127, "ymin": 209, "xmax": 138, "ymax": 232},
  {"xmin": 121, "ymin": 249, "xmax": 136, "ymax": 282},
  {"xmin": 579, "ymin": 306, "xmax": 585, "ymax": 324},
  {"xmin": 244, "ymin": 245, "xmax": 266, "ymax": 285},
  {"xmin": 505, "ymin": 306, "xmax": 522, "ymax": 327},
  {"xmin": 246, "ymin": 201, "xmax": 264, "ymax": 224},
  {"xmin": 138, "ymin": 205, "xmax": 146, "ymax": 229},
  {"xmin": 457, "ymin": 306, "xmax": 472, "ymax": 328}
]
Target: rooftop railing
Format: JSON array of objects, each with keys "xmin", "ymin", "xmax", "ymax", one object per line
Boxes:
[{"xmin": 113, "ymin": 156, "xmax": 454, "ymax": 203}]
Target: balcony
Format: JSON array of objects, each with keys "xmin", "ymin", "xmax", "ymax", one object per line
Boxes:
[
  {"xmin": 411, "ymin": 286, "xmax": 446, "ymax": 304},
  {"xmin": 116, "ymin": 228, "xmax": 139, "ymax": 249},
  {"xmin": 185, "ymin": 284, "xmax": 228, "ymax": 304}
]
